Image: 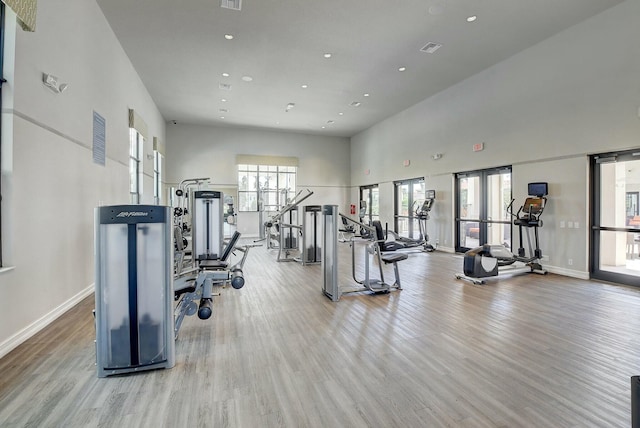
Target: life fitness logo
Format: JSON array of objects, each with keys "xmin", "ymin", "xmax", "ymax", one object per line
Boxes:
[{"xmin": 116, "ymin": 211, "xmax": 149, "ymax": 218}]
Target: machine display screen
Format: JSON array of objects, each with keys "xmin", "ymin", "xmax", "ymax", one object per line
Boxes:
[
  {"xmin": 528, "ymin": 182, "xmax": 548, "ymax": 197},
  {"xmin": 523, "ymin": 198, "xmax": 543, "ymax": 214}
]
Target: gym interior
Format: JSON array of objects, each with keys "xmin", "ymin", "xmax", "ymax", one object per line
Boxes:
[{"xmin": 1, "ymin": 0, "xmax": 640, "ymax": 426}]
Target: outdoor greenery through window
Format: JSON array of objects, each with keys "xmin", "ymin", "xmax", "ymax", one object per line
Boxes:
[{"xmin": 237, "ymin": 164, "xmax": 297, "ymax": 212}]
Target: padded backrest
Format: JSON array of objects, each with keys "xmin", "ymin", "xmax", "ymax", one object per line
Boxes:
[
  {"xmin": 174, "ymin": 226, "xmax": 184, "ymax": 251},
  {"xmin": 220, "ymin": 231, "xmax": 241, "ymax": 261},
  {"xmin": 372, "ymin": 220, "xmax": 385, "ymax": 242},
  {"xmin": 339, "ymin": 216, "xmax": 355, "ymax": 232}
]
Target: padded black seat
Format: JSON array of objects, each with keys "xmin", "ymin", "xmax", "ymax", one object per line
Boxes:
[
  {"xmin": 196, "ymin": 231, "xmax": 242, "ymax": 270},
  {"xmin": 379, "ymin": 244, "xmax": 407, "ymax": 290},
  {"xmin": 198, "ymin": 259, "xmax": 229, "ymax": 270},
  {"xmin": 381, "ymin": 253, "xmax": 408, "ymax": 264}
]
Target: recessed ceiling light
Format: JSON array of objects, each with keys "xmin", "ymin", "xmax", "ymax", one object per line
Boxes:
[
  {"xmin": 398, "ymin": 67, "xmax": 406, "ymax": 72},
  {"xmin": 338, "ymin": 112, "xmax": 344, "ymax": 116},
  {"xmin": 323, "ymin": 53, "xmax": 332, "ymax": 59},
  {"xmin": 224, "ymin": 34, "xmax": 234, "ymax": 40},
  {"xmin": 221, "ymin": 98, "xmax": 227, "ymax": 102},
  {"xmin": 222, "ymin": 72, "xmax": 230, "ymax": 77},
  {"xmin": 301, "ymin": 84, "xmax": 308, "ymax": 89},
  {"xmin": 363, "ymin": 93, "xmax": 370, "ymax": 97},
  {"xmin": 241, "ymin": 75, "xmax": 253, "ymax": 82},
  {"xmin": 220, "ymin": 116, "xmax": 225, "ymax": 119},
  {"xmin": 467, "ymin": 15, "xmax": 477, "ymax": 22},
  {"xmin": 321, "ymin": 126, "xmax": 326, "ymax": 129}
]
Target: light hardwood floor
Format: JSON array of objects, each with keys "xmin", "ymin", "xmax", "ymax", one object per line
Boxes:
[{"xmin": 1, "ymin": 241, "xmax": 640, "ymax": 427}]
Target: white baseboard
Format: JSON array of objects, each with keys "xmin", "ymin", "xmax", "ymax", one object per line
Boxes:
[
  {"xmin": 0, "ymin": 284, "xmax": 94, "ymax": 359},
  {"xmin": 446, "ymin": 252, "xmax": 590, "ymax": 280},
  {"xmin": 545, "ymin": 266, "xmax": 590, "ymax": 280},
  {"xmin": 435, "ymin": 246, "xmax": 455, "ymax": 253}
]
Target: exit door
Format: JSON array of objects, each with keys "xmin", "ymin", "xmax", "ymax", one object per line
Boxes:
[{"xmin": 455, "ymin": 167, "xmax": 512, "ymax": 252}]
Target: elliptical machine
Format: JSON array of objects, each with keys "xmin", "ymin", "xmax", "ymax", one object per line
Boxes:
[
  {"xmin": 455, "ymin": 182, "xmax": 548, "ymax": 285},
  {"xmin": 380, "ymin": 190, "xmax": 436, "ymax": 252}
]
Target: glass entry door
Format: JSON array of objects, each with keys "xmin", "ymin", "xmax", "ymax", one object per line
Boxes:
[
  {"xmin": 394, "ymin": 178, "xmax": 425, "ymax": 239},
  {"xmin": 360, "ymin": 185, "xmax": 379, "ymax": 225},
  {"xmin": 591, "ymin": 150, "xmax": 640, "ymax": 286},
  {"xmin": 455, "ymin": 167, "xmax": 512, "ymax": 252}
]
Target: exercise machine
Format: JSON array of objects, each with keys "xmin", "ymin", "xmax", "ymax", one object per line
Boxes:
[
  {"xmin": 455, "ymin": 182, "xmax": 548, "ymax": 285},
  {"xmin": 170, "ymin": 177, "xmax": 211, "ymax": 269},
  {"xmin": 276, "ymin": 206, "xmax": 299, "ymax": 260},
  {"xmin": 292, "ymin": 205, "xmax": 322, "ymax": 265},
  {"xmin": 172, "ymin": 177, "xmax": 210, "ymax": 232},
  {"xmin": 224, "ymin": 194, "xmax": 236, "ymax": 225},
  {"xmin": 95, "ymin": 205, "xmax": 175, "ymax": 377},
  {"xmin": 95, "ymin": 193, "xmax": 254, "ymax": 377},
  {"xmin": 258, "ymin": 189, "xmax": 321, "ymax": 265},
  {"xmin": 174, "ymin": 189, "xmax": 255, "ymax": 337},
  {"xmin": 261, "ymin": 189, "xmax": 314, "ymax": 249},
  {"xmin": 378, "ymin": 190, "xmax": 436, "ymax": 252},
  {"xmin": 357, "ymin": 200, "xmax": 373, "ymax": 238},
  {"xmin": 173, "ymin": 231, "xmax": 251, "ymax": 337},
  {"xmin": 277, "ymin": 204, "xmax": 322, "ymax": 264},
  {"xmin": 322, "ymin": 206, "xmax": 408, "ymax": 301}
]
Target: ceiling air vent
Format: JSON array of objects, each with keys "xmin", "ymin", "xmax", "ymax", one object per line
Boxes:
[
  {"xmin": 349, "ymin": 101, "xmax": 361, "ymax": 107},
  {"xmin": 420, "ymin": 42, "xmax": 442, "ymax": 54},
  {"xmin": 221, "ymin": 0, "xmax": 242, "ymax": 11},
  {"xmin": 219, "ymin": 83, "xmax": 232, "ymax": 91}
]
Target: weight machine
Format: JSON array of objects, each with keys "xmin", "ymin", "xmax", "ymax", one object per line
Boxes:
[
  {"xmin": 95, "ymin": 205, "xmax": 175, "ymax": 377},
  {"xmin": 170, "ymin": 177, "xmax": 210, "ymax": 271},
  {"xmin": 172, "ymin": 177, "xmax": 210, "ymax": 233},
  {"xmin": 259, "ymin": 189, "xmax": 319, "ymax": 262},
  {"xmin": 277, "ymin": 204, "xmax": 322, "ymax": 265},
  {"xmin": 173, "ymin": 189, "xmax": 256, "ymax": 337},
  {"xmin": 94, "ymin": 189, "xmax": 255, "ymax": 377},
  {"xmin": 322, "ymin": 206, "xmax": 408, "ymax": 301},
  {"xmin": 261, "ymin": 189, "xmax": 313, "ymax": 249}
]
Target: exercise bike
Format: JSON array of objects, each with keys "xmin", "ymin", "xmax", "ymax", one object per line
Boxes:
[{"xmin": 455, "ymin": 182, "xmax": 548, "ymax": 285}]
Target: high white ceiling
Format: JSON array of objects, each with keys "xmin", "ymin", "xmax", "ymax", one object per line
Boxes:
[{"xmin": 96, "ymin": 0, "xmax": 624, "ymax": 138}]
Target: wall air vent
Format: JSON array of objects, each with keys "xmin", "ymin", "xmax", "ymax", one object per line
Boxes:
[
  {"xmin": 219, "ymin": 83, "xmax": 232, "ymax": 91},
  {"xmin": 221, "ymin": 0, "xmax": 242, "ymax": 11},
  {"xmin": 420, "ymin": 42, "xmax": 442, "ymax": 54}
]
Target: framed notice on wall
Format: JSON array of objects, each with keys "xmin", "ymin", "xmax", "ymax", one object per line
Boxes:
[{"xmin": 93, "ymin": 111, "xmax": 106, "ymax": 166}]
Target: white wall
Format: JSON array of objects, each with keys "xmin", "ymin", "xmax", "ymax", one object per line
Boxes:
[
  {"xmin": 0, "ymin": 0, "xmax": 166, "ymax": 357},
  {"xmin": 0, "ymin": 0, "xmax": 636, "ymax": 357},
  {"xmin": 166, "ymin": 124, "xmax": 350, "ymax": 236},
  {"xmin": 350, "ymin": 0, "xmax": 640, "ymax": 277}
]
